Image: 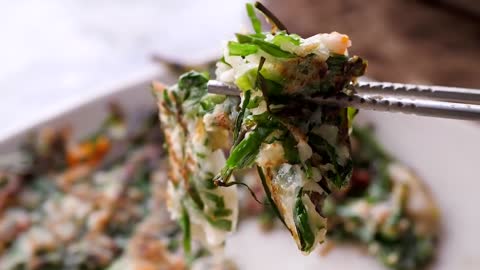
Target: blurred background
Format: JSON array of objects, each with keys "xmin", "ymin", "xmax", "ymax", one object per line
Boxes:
[{"xmin": 0, "ymin": 0, "xmax": 478, "ymax": 135}]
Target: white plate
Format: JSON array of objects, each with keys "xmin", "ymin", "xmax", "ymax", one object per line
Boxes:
[{"xmin": 1, "ymin": 69, "xmax": 479, "ymax": 270}]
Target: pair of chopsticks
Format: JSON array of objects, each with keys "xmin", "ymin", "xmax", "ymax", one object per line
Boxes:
[{"xmin": 207, "ymin": 80, "xmax": 480, "ymax": 120}]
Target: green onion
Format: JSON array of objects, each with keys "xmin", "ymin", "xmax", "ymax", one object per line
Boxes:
[
  {"xmin": 236, "ymin": 33, "xmax": 295, "ymax": 58},
  {"xmin": 228, "ymin": 41, "xmax": 258, "ymax": 56},
  {"xmin": 180, "ymin": 206, "xmax": 191, "ymax": 254},
  {"xmin": 204, "ymin": 192, "xmax": 225, "ymax": 209},
  {"xmin": 233, "ymin": 90, "xmax": 251, "ymax": 144},
  {"xmin": 293, "ymin": 189, "xmax": 315, "ymax": 251},
  {"xmin": 218, "ymin": 126, "xmax": 273, "ymax": 182},
  {"xmin": 246, "ymin": 3, "xmax": 262, "ymax": 34},
  {"xmin": 281, "ymin": 133, "xmax": 301, "ymax": 164},
  {"xmin": 207, "ymin": 217, "xmax": 232, "ymax": 231},
  {"xmin": 272, "ymin": 32, "xmax": 300, "ymax": 46},
  {"xmin": 213, "ymin": 208, "xmax": 233, "ymax": 217}
]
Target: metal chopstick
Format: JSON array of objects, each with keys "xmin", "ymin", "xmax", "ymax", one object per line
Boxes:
[
  {"xmin": 313, "ymin": 93, "xmax": 480, "ymax": 120},
  {"xmin": 207, "ymin": 80, "xmax": 480, "ymax": 120},
  {"xmin": 356, "ymin": 82, "xmax": 480, "ymax": 104}
]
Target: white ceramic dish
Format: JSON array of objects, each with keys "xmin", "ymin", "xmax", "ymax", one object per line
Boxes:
[{"xmin": 1, "ymin": 68, "xmax": 479, "ymax": 270}]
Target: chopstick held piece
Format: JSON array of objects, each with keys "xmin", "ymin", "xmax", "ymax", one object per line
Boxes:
[{"xmin": 213, "ymin": 3, "xmax": 368, "ymax": 253}]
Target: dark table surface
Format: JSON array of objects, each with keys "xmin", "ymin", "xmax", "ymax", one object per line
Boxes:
[{"xmin": 268, "ymin": 0, "xmax": 480, "ymax": 88}]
